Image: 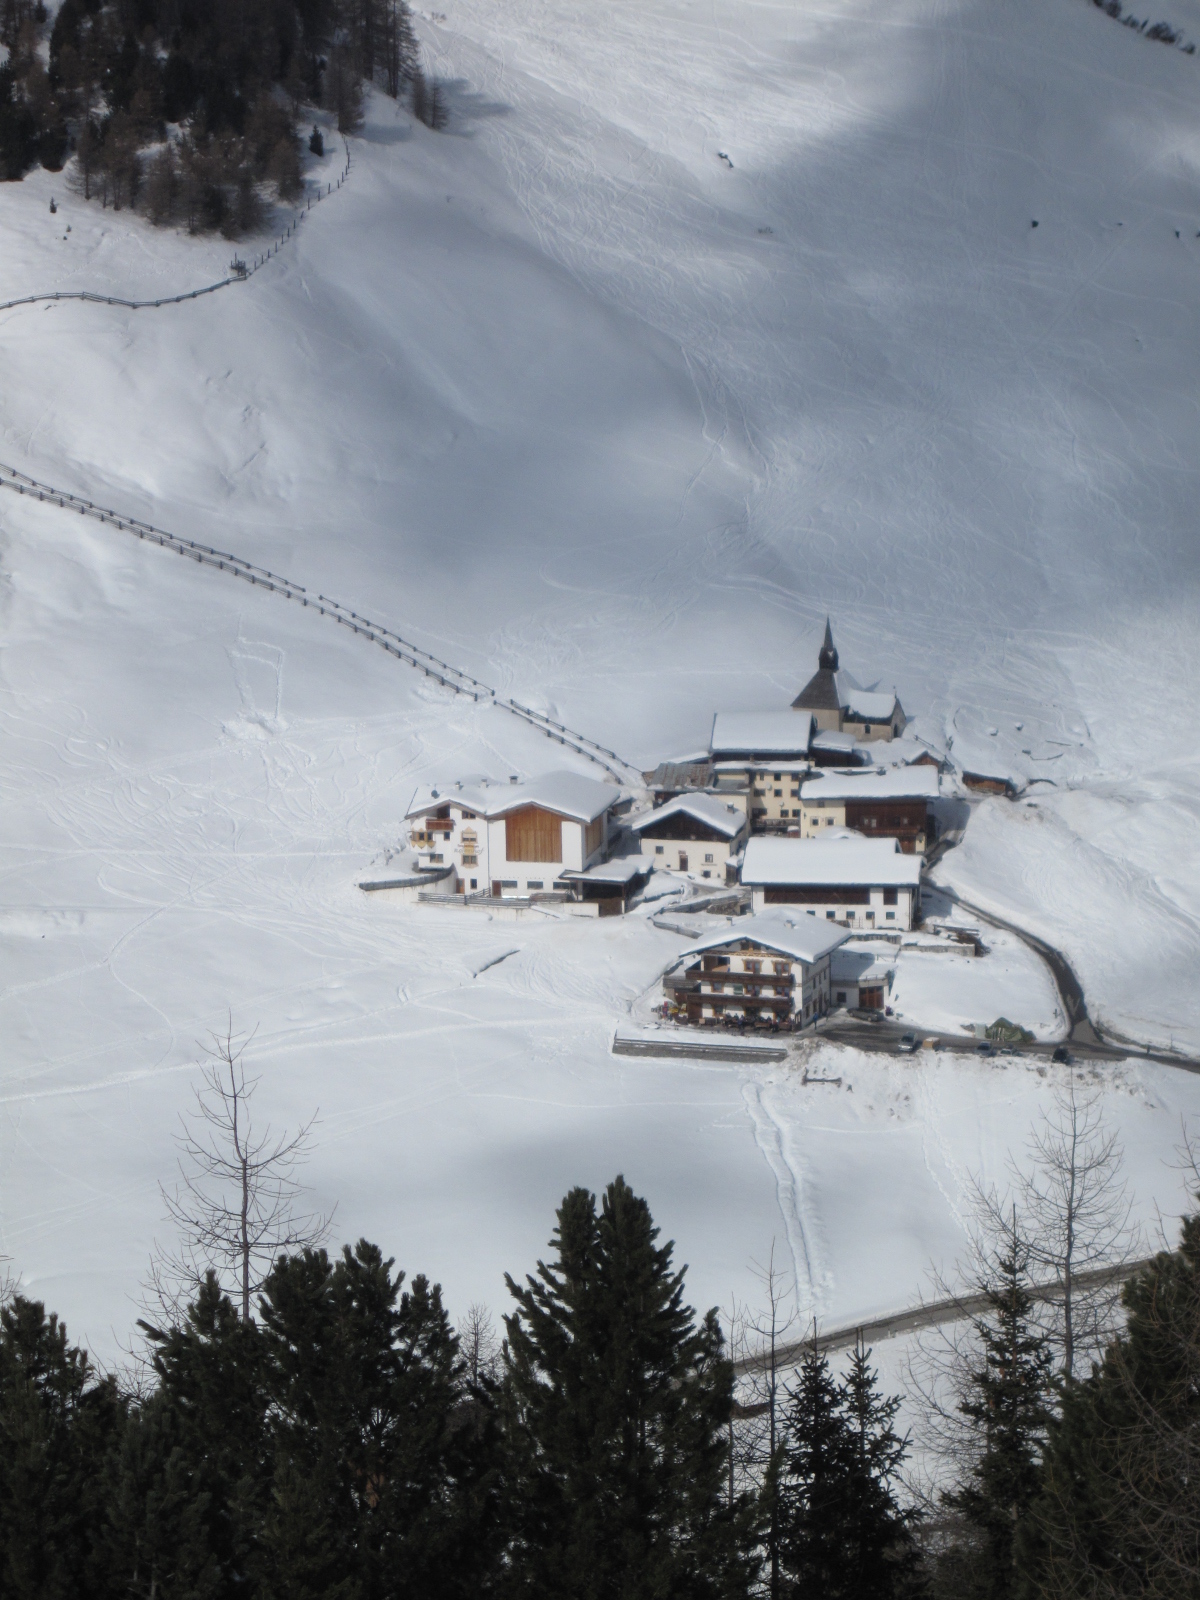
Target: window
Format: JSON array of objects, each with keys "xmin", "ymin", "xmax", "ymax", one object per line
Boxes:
[
  {"xmin": 774, "ymin": 789, "xmax": 782, "ymax": 798},
  {"xmin": 470, "ymin": 878, "xmax": 477, "ymax": 890},
  {"xmin": 499, "ymin": 879, "xmax": 518, "ymax": 890},
  {"xmin": 655, "ymin": 844, "xmax": 665, "ymax": 854},
  {"xmin": 807, "ymin": 909, "xmax": 816, "ymax": 917},
  {"xmin": 864, "ymin": 724, "xmax": 872, "ymax": 734},
  {"xmin": 527, "ymin": 881, "xmax": 544, "ymax": 890},
  {"xmin": 791, "ymin": 788, "xmax": 800, "ymax": 798},
  {"xmin": 774, "ymin": 772, "xmax": 782, "ymax": 781},
  {"xmin": 826, "ymin": 910, "xmax": 835, "ymax": 919},
  {"xmin": 732, "ymin": 984, "xmax": 744, "ymax": 995},
  {"xmin": 430, "ymin": 852, "xmax": 443, "ymax": 863},
  {"xmin": 883, "ymin": 888, "xmax": 898, "ymax": 905},
  {"xmin": 702, "ymin": 869, "xmax": 711, "ymax": 878},
  {"xmin": 886, "ymin": 911, "xmax": 895, "ymax": 920},
  {"xmin": 825, "ymin": 816, "xmax": 834, "ymax": 825},
  {"xmin": 836, "ymin": 990, "xmax": 847, "ymax": 1004}
]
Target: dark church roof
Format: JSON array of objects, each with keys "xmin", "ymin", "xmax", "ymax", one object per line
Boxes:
[{"xmin": 792, "ymin": 619, "xmax": 843, "ymax": 711}]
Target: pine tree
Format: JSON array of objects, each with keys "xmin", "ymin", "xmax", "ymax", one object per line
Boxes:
[
  {"xmin": 0, "ymin": 1295, "xmax": 125, "ymax": 1600},
  {"xmin": 943, "ymin": 1226, "xmax": 1053, "ymax": 1600},
  {"xmin": 776, "ymin": 1337, "xmax": 857, "ymax": 1596},
  {"xmin": 500, "ymin": 1176, "xmax": 757, "ymax": 1598},
  {"xmin": 259, "ymin": 1240, "xmax": 502, "ymax": 1600},
  {"xmin": 840, "ymin": 1337, "xmax": 924, "ymax": 1597},
  {"xmin": 1019, "ymin": 1211, "xmax": 1200, "ymax": 1599},
  {"xmin": 112, "ymin": 1273, "xmax": 271, "ymax": 1599}
]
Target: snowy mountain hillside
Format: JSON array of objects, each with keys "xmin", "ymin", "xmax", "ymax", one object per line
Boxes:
[{"xmin": 3, "ymin": 0, "xmax": 1200, "ymax": 1358}]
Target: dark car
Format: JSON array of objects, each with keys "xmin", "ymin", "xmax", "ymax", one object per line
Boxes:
[
  {"xmin": 1052, "ymin": 1044, "xmax": 1071, "ymax": 1064},
  {"xmin": 975, "ymin": 1040, "xmax": 996, "ymax": 1057}
]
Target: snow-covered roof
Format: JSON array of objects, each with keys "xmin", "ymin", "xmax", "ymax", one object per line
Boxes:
[
  {"xmin": 810, "ymin": 728, "xmax": 859, "ymax": 755},
  {"xmin": 710, "ymin": 711, "xmax": 814, "ymax": 757},
  {"xmin": 405, "ymin": 781, "xmax": 495, "ymax": 819},
  {"xmin": 844, "ymin": 688, "xmax": 898, "ymax": 721},
  {"xmin": 559, "ymin": 857, "xmax": 650, "ymax": 884},
  {"xmin": 800, "ymin": 767, "xmax": 939, "ymax": 802},
  {"xmin": 486, "ymin": 770, "xmax": 617, "ymax": 823},
  {"xmin": 680, "ymin": 909, "xmax": 848, "ymax": 966},
  {"xmin": 830, "ymin": 947, "xmax": 895, "ymax": 983},
  {"xmin": 406, "ymin": 770, "xmax": 617, "ymax": 824},
  {"xmin": 630, "ymin": 793, "xmax": 748, "ymax": 838},
  {"xmin": 741, "ymin": 836, "xmax": 922, "ymax": 887}
]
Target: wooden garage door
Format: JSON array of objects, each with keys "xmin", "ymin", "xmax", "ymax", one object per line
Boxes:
[{"xmin": 505, "ymin": 806, "xmax": 563, "ymax": 863}]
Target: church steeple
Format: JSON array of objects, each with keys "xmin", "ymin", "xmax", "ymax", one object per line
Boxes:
[{"xmin": 818, "ymin": 617, "xmax": 839, "ymax": 672}]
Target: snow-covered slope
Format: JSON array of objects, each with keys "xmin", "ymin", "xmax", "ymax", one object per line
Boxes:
[{"xmin": 3, "ymin": 0, "xmax": 1200, "ymax": 1358}]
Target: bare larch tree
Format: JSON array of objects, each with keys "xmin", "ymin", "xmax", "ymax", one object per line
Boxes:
[
  {"xmin": 149, "ymin": 1023, "xmax": 331, "ymax": 1323},
  {"xmin": 973, "ymin": 1077, "xmax": 1141, "ymax": 1378}
]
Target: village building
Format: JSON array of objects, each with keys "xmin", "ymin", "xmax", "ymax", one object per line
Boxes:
[
  {"xmin": 631, "ymin": 793, "xmax": 749, "ymax": 880},
  {"xmin": 830, "ymin": 944, "xmax": 896, "ymax": 1011},
  {"xmin": 662, "ymin": 910, "xmax": 846, "ymax": 1029},
  {"xmin": 740, "ymin": 835, "xmax": 923, "ymax": 929},
  {"xmin": 798, "ymin": 766, "xmax": 939, "ymax": 854},
  {"xmin": 791, "ymin": 620, "xmax": 906, "ymax": 742},
  {"xmin": 708, "ymin": 711, "xmax": 816, "ymax": 830},
  {"xmin": 405, "ymin": 771, "xmax": 617, "ymax": 897}
]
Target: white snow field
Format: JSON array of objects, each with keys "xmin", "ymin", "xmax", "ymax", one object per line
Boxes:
[{"xmin": 3, "ymin": 0, "xmax": 1200, "ymax": 1361}]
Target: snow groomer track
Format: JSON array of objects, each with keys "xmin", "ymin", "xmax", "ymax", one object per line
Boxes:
[{"xmin": 0, "ymin": 461, "xmax": 637, "ymax": 782}]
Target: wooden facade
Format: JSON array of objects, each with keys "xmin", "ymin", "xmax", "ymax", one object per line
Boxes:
[
  {"xmin": 843, "ymin": 798, "xmax": 929, "ymax": 854},
  {"xmin": 505, "ymin": 806, "xmax": 563, "ymax": 863}
]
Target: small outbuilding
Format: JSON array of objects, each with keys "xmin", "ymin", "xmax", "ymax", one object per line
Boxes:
[
  {"xmin": 631, "ymin": 793, "xmax": 748, "ymax": 880},
  {"xmin": 662, "ymin": 910, "xmax": 847, "ymax": 1029},
  {"xmin": 740, "ymin": 835, "xmax": 923, "ymax": 930}
]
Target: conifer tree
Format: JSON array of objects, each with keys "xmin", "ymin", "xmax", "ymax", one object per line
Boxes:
[
  {"xmin": 1019, "ymin": 1211, "xmax": 1200, "ymax": 1599},
  {"xmin": 259, "ymin": 1240, "xmax": 502, "ymax": 1600},
  {"xmin": 776, "ymin": 1337, "xmax": 856, "ymax": 1596},
  {"xmin": 501, "ymin": 1176, "xmax": 757, "ymax": 1599},
  {"xmin": 0, "ymin": 1295, "xmax": 125, "ymax": 1600},
  {"xmin": 943, "ymin": 1224, "xmax": 1053, "ymax": 1600}
]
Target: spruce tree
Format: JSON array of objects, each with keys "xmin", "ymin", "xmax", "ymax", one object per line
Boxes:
[
  {"xmin": 110, "ymin": 1274, "xmax": 269, "ymax": 1599},
  {"xmin": 1019, "ymin": 1211, "xmax": 1200, "ymax": 1599},
  {"xmin": 775, "ymin": 1337, "xmax": 856, "ymax": 1596},
  {"xmin": 259, "ymin": 1239, "xmax": 502, "ymax": 1600},
  {"xmin": 943, "ymin": 1228, "xmax": 1053, "ymax": 1600},
  {"xmin": 0, "ymin": 1295, "xmax": 124, "ymax": 1600},
  {"xmin": 500, "ymin": 1175, "xmax": 757, "ymax": 1599}
]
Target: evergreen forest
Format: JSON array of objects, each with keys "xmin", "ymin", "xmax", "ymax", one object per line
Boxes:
[
  {"xmin": 2, "ymin": 1170, "xmax": 1199, "ymax": 1599},
  {"xmin": 0, "ymin": 0, "xmax": 429, "ymax": 230}
]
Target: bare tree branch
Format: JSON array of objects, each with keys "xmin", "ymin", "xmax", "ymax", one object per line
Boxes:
[{"xmin": 146, "ymin": 1021, "xmax": 331, "ymax": 1325}]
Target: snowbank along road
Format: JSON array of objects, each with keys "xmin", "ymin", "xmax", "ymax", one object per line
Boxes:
[{"xmin": 3, "ymin": 0, "xmax": 1200, "ymax": 1363}]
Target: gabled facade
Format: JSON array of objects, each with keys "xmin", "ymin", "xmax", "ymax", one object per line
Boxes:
[
  {"xmin": 791, "ymin": 620, "xmax": 906, "ymax": 742},
  {"xmin": 631, "ymin": 793, "xmax": 748, "ymax": 880},
  {"xmin": 662, "ymin": 910, "xmax": 846, "ymax": 1029},
  {"xmin": 405, "ymin": 772, "xmax": 616, "ymax": 897}
]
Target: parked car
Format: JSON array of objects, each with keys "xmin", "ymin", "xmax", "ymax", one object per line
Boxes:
[
  {"xmin": 1052, "ymin": 1044, "xmax": 1071, "ymax": 1064},
  {"xmin": 898, "ymin": 1033, "xmax": 919, "ymax": 1054},
  {"xmin": 975, "ymin": 1040, "xmax": 996, "ymax": 1057}
]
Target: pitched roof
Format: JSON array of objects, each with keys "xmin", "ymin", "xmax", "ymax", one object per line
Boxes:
[
  {"xmin": 741, "ymin": 835, "xmax": 922, "ymax": 888},
  {"xmin": 710, "ymin": 711, "xmax": 814, "ymax": 757},
  {"xmin": 486, "ymin": 770, "xmax": 618, "ymax": 824},
  {"xmin": 844, "ymin": 688, "xmax": 898, "ymax": 721},
  {"xmin": 800, "ymin": 768, "xmax": 939, "ymax": 802},
  {"xmin": 405, "ymin": 771, "xmax": 617, "ymax": 824},
  {"xmin": 405, "ymin": 781, "xmax": 495, "ymax": 819},
  {"xmin": 630, "ymin": 793, "xmax": 748, "ymax": 838},
  {"xmin": 680, "ymin": 909, "xmax": 849, "ymax": 966}
]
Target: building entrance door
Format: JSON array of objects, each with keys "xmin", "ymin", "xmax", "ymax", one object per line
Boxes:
[{"xmin": 678, "ymin": 851, "xmax": 689, "ymax": 871}]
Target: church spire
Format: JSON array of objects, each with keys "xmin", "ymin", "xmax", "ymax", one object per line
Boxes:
[{"xmin": 818, "ymin": 617, "xmax": 838, "ymax": 672}]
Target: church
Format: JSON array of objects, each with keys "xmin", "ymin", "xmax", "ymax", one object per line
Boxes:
[{"xmin": 791, "ymin": 621, "xmax": 906, "ymax": 743}]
